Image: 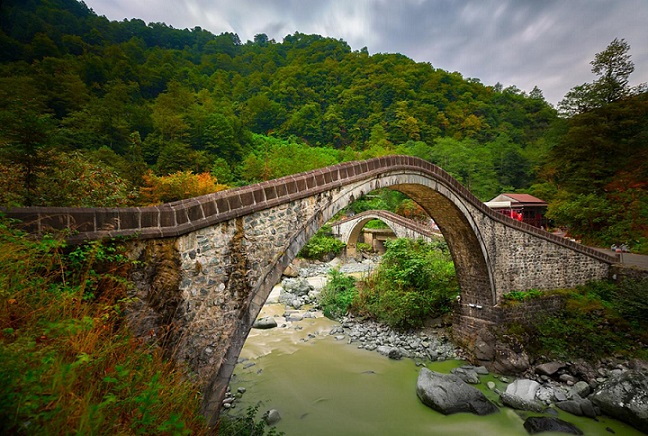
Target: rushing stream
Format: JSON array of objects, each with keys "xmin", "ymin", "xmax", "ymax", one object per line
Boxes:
[{"xmin": 228, "ymin": 302, "xmax": 642, "ymax": 436}]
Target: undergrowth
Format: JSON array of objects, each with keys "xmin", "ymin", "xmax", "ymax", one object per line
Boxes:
[
  {"xmin": 355, "ymin": 238, "xmax": 458, "ymax": 329},
  {"xmin": 318, "ymin": 269, "xmax": 358, "ymax": 319},
  {"xmin": 505, "ymin": 280, "xmax": 648, "ymax": 361},
  {"xmin": 0, "ymin": 217, "xmax": 211, "ymax": 435},
  {"xmin": 298, "ymin": 225, "xmax": 346, "ymax": 261}
]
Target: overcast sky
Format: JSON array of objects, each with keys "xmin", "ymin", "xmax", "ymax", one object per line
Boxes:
[{"xmin": 82, "ymin": 0, "xmax": 648, "ymax": 106}]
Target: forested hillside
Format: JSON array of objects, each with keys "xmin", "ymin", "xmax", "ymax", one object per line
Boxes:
[{"xmin": 0, "ymin": 0, "xmax": 646, "ymax": 251}]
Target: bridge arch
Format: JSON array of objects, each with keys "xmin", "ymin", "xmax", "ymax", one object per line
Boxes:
[
  {"xmin": 330, "ymin": 209, "xmax": 442, "ymax": 256},
  {"xmin": 3, "ymin": 155, "xmax": 617, "ymax": 425}
]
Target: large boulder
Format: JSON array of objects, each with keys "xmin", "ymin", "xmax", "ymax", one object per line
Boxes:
[
  {"xmin": 490, "ymin": 339, "xmax": 531, "ymax": 374},
  {"xmin": 252, "ymin": 316, "xmax": 277, "ymax": 329},
  {"xmin": 555, "ymin": 396, "xmax": 597, "ymax": 418},
  {"xmin": 416, "ymin": 368, "xmax": 499, "ymax": 416},
  {"xmin": 523, "ymin": 417, "xmax": 583, "ymax": 435},
  {"xmin": 499, "ymin": 391, "xmax": 545, "ymax": 413},
  {"xmin": 590, "ymin": 370, "xmax": 648, "ymax": 433},
  {"xmin": 505, "ymin": 379, "xmax": 540, "ymax": 402},
  {"xmin": 535, "ymin": 361, "xmax": 565, "ymax": 377}
]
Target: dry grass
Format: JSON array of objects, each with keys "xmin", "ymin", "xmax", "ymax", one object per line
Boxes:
[{"xmin": 0, "ymin": 219, "xmax": 211, "ymax": 435}]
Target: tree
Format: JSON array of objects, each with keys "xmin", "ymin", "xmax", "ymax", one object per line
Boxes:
[
  {"xmin": 590, "ymin": 38, "xmax": 634, "ymax": 104},
  {"xmin": 0, "ymin": 77, "xmax": 56, "ymax": 205},
  {"xmin": 559, "ymin": 38, "xmax": 637, "ymax": 116}
]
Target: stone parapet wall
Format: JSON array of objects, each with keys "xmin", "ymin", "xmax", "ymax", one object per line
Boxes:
[{"xmin": 0, "ymin": 155, "xmax": 619, "ymax": 267}]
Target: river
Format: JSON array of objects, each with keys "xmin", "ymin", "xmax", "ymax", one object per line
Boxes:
[{"xmin": 228, "ymin": 301, "xmax": 643, "ymax": 436}]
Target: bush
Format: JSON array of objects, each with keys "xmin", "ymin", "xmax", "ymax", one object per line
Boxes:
[
  {"xmin": 318, "ymin": 269, "xmax": 358, "ymax": 319},
  {"xmin": 139, "ymin": 170, "xmax": 227, "ymax": 204},
  {"xmin": 218, "ymin": 404, "xmax": 283, "ymax": 436},
  {"xmin": 355, "ymin": 238, "xmax": 458, "ymax": 329},
  {"xmin": 298, "ymin": 225, "xmax": 346, "ymax": 260},
  {"xmin": 505, "ymin": 280, "xmax": 648, "ymax": 361},
  {"xmin": 502, "ymin": 289, "xmax": 543, "ymax": 304}
]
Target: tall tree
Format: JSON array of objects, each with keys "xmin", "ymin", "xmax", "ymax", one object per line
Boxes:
[
  {"xmin": 559, "ymin": 38, "xmax": 637, "ymax": 116},
  {"xmin": 0, "ymin": 77, "xmax": 56, "ymax": 205}
]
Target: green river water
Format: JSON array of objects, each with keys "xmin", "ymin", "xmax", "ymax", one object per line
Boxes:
[{"xmin": 228, "ymin": 304, "xmax": 643, "ymax": 436}]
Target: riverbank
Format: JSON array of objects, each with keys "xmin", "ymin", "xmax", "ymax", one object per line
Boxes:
[{"xmin": 223, "ymin": 257, "xmax": 647, "ymax": 435}]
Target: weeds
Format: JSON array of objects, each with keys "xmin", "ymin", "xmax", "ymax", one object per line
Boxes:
[
  {"xmin": 504, "ymin": 280, "xmax": 648, "ymax": 361},
  {"xmin": 0, "ymin": 217, "xmax": 210, "ymax": 435}
]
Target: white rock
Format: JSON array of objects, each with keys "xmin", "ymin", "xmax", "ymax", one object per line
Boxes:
[{"xmin": 505, "ymin": 379, "xmax": 540, "ymax": 402}]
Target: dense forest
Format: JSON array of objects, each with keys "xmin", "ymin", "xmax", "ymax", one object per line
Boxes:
[{"xmin": 0, "ymin": 0, "xmax": 646, "ymax": 251}]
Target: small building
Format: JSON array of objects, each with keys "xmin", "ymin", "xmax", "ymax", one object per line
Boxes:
[{"xmin": 485, "ymin": 193, "xmax": 548, "ymax": 228}]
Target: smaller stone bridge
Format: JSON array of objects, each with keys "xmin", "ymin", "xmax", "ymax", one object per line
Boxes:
[{"xmin": 330, "ymin": 210, "xmax": 442, "ymax": 256}]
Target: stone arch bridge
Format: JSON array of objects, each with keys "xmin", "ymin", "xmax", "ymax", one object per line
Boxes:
[
  {"xmin": 330, "ymin": 209, "xmax": 443, "ymax": 256},
  {"xmin": 3, "ymin": 156, "xmax": 618, "ymax": 425}
]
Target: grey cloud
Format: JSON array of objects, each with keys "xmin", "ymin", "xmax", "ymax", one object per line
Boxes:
[{"xmin": 83, "ymin": 0, "xmax": 648, "ymax": 105}]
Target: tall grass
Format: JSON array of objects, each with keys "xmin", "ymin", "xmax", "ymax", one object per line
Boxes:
[{"xmin": 0, "ymin": 218, "xmax": 210, "ymax": 434}]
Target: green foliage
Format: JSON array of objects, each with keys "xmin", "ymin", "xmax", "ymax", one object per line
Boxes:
[
  {"xmin": 1, "ymin": 0, "xmax": 559, "ymax": 209},
  {"xmin": 347, "ymin": 189, "xmax": 409, "ymax": 215},
  {"xmin": 505, "ymin": 280, "xmax": 648, "ymax": 361},
  {"xmin": 238, "ymin": 135, "xmax": 343, "ymax": 183},
  {"xmin": 502, "ymin": 289, "xmax": 543, "ymax": 303},
  {"xmin": 298, "ymin": 225, "xmax": 346, "ymax": 260},
  {"xmin": 363, "ymin": 219, "xmax": 389, "ymax": 229},
  {"xmin": 218, "ymin": 404, "xmax": 283, "ymax": 436},
  {"xmin": 559, "ymin": 38, "xmax": 637, "ymax": 116},
  {"xmin": 356, "ymin": 238, "xmax": 458, "ymax": 329},
  {"xmin": 0, "ymin": 218, "xmax": 210, "ymax": 434},
  {"xmin": 429, "ymin": 137, "xmax": 499, "ymax": 200},
  {"xmin": 356, "ymin": 242, "xmax": 373, "ymax": 253},
  {"xmin": 541, "ymin": 46, "xmax": 648, "ymax": 250},
  {"xmin": 318, "ymin": 269, "xmax": 358, "ymax": 320}
]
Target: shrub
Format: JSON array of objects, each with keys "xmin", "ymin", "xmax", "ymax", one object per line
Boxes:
[
  {"xmin": 356, "ymin": 242, "xmax": 372, "ymax": 253},
  {"xmin": 218, "ymin": 404, "xmax": 283, "ymax": 436},
  {"xmin": 139, "ymin": 170, "xmax": 227, "ymax": 204},
  {"xmin": 298, "ymin": 225, "xmax": 346, "ymax": 260},
  {"xmin": 502, "ymin": 289, "xmax": 543, "ymax": 304},
  {"xmin": 504, "ymin": 280, "xmax": 648, "ymax": 361},
  {"xmin": 355, "ymin": 238, "xmax": 458, "ymax": 329},
  {"xmin": 318, "ymin": 269, "xmax": 358, "ymax": 319}
]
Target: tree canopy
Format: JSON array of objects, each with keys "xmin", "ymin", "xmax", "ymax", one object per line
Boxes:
[{"xmin": 1, "ymin": 0, "xmax": 646, "ymax": 251}]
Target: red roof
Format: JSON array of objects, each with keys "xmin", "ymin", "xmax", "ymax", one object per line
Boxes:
[{"xmin": 503, "ymin": 193, "xmax": 547, "ymax": 205}]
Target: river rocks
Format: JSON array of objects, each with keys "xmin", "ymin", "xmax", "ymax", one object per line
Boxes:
[
  {"xmin": 333, "ymin": 316, "xmax": 459, "ymax": 362},
  {"xmin": 590, "ymin": 369, "xmax": 648, "ymax": 433},
  {"xmin": 535, "ymin": 361, "xmax": 565, "ymax": 377},
  {"xmin": 451, "ymin": 366, "xmax": 480, "ymax": 384},
  {"xmin": 282, "ymin": 263, "xmax": 299, "ymax": 278},
  {"xmin": 377, "ymin": 346, "xmax": 402, "ymax": 360},
  {"xmin": 490, "ymin": 339, "xmax": 531, "ymax": 375},
  {"xmin": 416, "ymin": 368, "xmax": 499, "ymax": 416},
  {"xmin": 571, "ymin": 380, "xmax": 591, "ymax": 398},
  {"xmin": 499, "ymin": 379, "xmax": 546, "ymax": 412},
  {"xmin": 252, "ymin": 316, "xmax": 278, "ymax": 329},
  {"xmin": 505, "ymin": 379, "xmax": 540, "ymax": 402},
  {"xmin": 523, "ymin": 417, "xmax": 583, "ymax": 435},
  {"xmin": 555, "ymin": 395, "xmax": 597, "ymax": 418},
  {"xmin": 264, "ymin": 409, "xmax": 281, "ymax": 426},
  {"xmin": 499, "ymin": 391, "xmax": 546, "ymax": 413}
]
